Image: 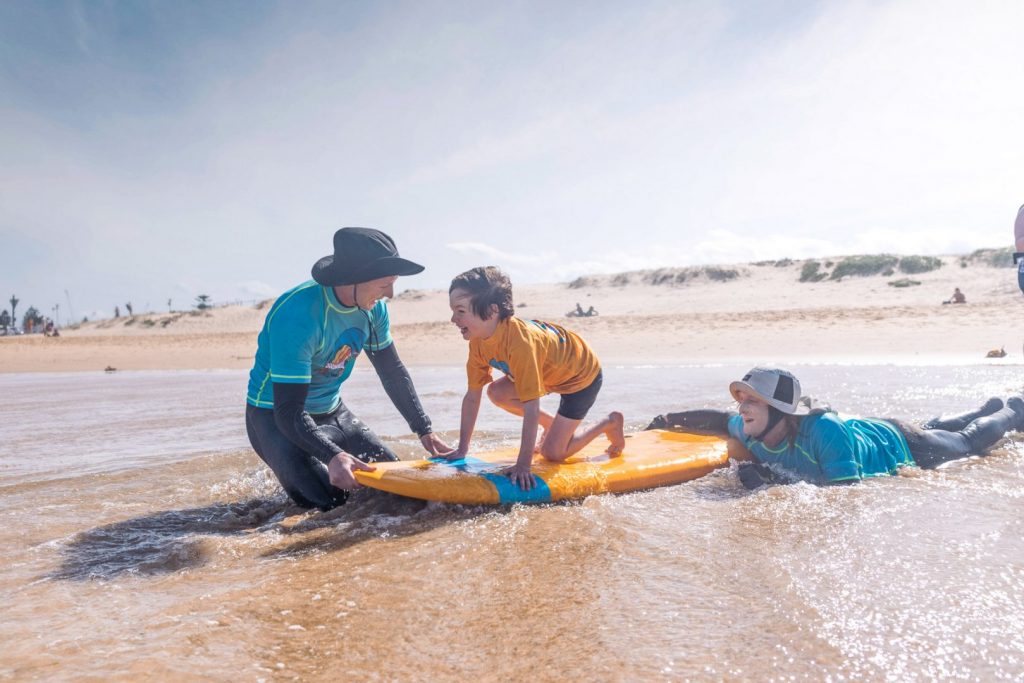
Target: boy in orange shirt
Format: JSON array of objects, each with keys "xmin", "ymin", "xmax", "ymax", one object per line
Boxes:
[{"xmin": 447, "ymin": 266, "xmax": 626, "ymax": 490}]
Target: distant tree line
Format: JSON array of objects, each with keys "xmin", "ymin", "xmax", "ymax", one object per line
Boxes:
[
  {"xmin": 2, "ymin": 295, "xmax": 50, "ymax": 334},
  {"xmin": 2, "ymin": 292, "xmax": 217, "ymax": 334}
]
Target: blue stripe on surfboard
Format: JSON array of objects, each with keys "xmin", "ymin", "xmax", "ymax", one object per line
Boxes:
[
  {"xmin": 480, "ymin": 471, "xmax": 552, "ymax": 504},
  {"xmin": 428, "ymin": 456, "xmax": 553, "ymax": 504}
]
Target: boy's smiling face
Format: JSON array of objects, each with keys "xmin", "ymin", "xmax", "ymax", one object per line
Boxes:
[{"xmin": 449, "ymin": 288, "xmax": 500, "ymax": 340}]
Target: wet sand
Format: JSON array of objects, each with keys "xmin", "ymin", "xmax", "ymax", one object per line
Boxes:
[{"xmin": 2, "ymin": 365, "xmax": 1023, "ymax": 681}]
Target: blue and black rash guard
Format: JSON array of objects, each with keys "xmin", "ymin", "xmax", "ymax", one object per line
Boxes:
[
  {"xmin": 726, "ymin": 412, "xmax": 914, "ymax": 483},
  {"xmin": 247, "ymin": 281, "xmax": 431, "ymax": 460},
  {"xmin": 654, "ymin": 402, "xmax": 1016, "ymax": 485}
]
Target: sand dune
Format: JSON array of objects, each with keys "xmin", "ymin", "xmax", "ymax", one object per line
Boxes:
[{"xmin": 2, "ymin": 254, "xmax": 1021, "ymax": 372}]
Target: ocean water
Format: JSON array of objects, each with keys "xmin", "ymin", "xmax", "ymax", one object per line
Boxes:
[{"xmin": 1, "ymin": 363, "xmax": 1022, "ymax": 681}]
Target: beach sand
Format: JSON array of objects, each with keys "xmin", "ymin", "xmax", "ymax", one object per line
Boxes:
[
  {"xmin": 2, "ymin": 255, "xmax": 1021, "ymax": 372},
  {"xmin": 4, "ymin": 257, "xmax": 1024, "ymax": 682}
]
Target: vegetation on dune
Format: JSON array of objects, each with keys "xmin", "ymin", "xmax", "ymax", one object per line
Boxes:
[
  {"xmin": 564, "ymin": 247, "xmax": 1001, "ymax": 290},
  {"xmin": 636, "ymin": 266, "xmax": 740, "ymax": 286},
  {"xmin": 897, "ymin": 255, "xmax": 943, "ymax": 274},
  {"xmin": 799, "ymin": 253, "xmax": 943, "ymax": 282},
  {"xmin": 643, "ymin": 269, "xmax": 681, "ymax": 286},
  {"xmin": 753, "ymin": 258, "xmax": 794, "ymax": 267},
  {"xmin": 567, "ymin": 276, "xmax": 596, "ymax": 289},
  {"xmin": 392, "ymin": 289, "xmax": 427, "ymax": 301},
  {"xmin": 829, "ymin": 254, "xmax": 899, "ymax": 279},
  {"xmin": 611, "ymin": 273, "xmax": 631, "ymax": 287},
  {"xmin": 968, "ymin": 247, "xmax": 1014, "ymax": 267},
  {"xmin": 799, "ymin": 260, "xmax": 828, "ymax": 282},
  {"xmin": 567, "ymin": 265, "xmax": 743, "ymax": 288},
  {"xmin": 704, "ymin": 266, "xmax": 740, "ymax": 281}
]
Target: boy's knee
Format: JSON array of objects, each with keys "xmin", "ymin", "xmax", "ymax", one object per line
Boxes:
[
  {"xmin": 486, "ymin": 381, "xmax": 510, "ymax": 405},
  {"xmin": 540, "ymin": 441, "xmax": 566, "ymax": 461}
]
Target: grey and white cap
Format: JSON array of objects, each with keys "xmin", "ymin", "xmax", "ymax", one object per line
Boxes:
[{"xmin": 729, "ymin": 367, "xmax": 813, "ymax": 415}]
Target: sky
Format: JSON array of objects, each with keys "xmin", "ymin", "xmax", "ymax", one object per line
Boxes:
[{"xmin": 1, "ymin": 0, "xmax": 1022, "ymax": 323}]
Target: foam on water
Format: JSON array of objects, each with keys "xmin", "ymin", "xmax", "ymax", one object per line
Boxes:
[{"xmin": 1, "ymin": 364, "xmax": 1022, "ymax": 680}]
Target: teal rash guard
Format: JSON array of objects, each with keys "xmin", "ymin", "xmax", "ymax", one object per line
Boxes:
[
  {"xmin": 247, "ymin": 280, "xmax": 392, "ymax": 415},
  {"xmin": 727, "ymin": 412, "xmax": 915, "ymax": 483}
]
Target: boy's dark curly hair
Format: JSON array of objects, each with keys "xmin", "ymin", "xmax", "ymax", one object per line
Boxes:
[{"xmin": 449, "ymin": 266, "xmax": 515, "ymax": 321}]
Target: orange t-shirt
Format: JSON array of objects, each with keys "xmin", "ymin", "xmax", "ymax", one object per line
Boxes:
[{"xmin": 466, "ymin": 317, "xmax": 601, "ymax": 402}]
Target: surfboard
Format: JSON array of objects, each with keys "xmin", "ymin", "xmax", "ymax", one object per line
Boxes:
[{"xmin": 353, "ymin": 429, "xmax": 730, "ymax": 504}]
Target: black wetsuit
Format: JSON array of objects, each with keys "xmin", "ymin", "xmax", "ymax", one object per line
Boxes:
[
  {"xmin": 245, "ymin": 344, "xmax": 432, "ymax": 510},
  {"xmin": 890, "ymin": 398, "xmax": 1020, "ymax": 468}
]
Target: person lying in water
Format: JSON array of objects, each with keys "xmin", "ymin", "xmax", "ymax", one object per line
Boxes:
[{"xmin": 646, "ymin": 367, "xmax": 1023, "ymax": 489}]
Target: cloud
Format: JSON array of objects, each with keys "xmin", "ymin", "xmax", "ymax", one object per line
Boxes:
[
  {"xmin": 69, "ymin": 1, "xmax": 94, "ymax": 55},
  {"xmin": 446, "ymin": 241, "xmax": 558, "ymax": 266},
  {"xmin": 232, "ymin": 280, "xmax": 279, "ymax": 299},
  {"xmin": 3, "ymin": 0, "xmax": 1022, "ymax": 315}
]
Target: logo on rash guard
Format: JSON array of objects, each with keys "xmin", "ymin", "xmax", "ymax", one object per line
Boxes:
[
  {"xmin": 489, "ymin": 359, "xmax": 513, "ymax": 378},
  {"xmin": 325, "ymin": 346, "xmax": 353, "ymax": 371},
  {"xmin": 315, "ymin": 327, "xmax": 367, "ymax": 378}
]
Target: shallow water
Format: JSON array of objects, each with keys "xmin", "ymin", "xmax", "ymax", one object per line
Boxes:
[{"xmin": 1, "ymin": 364, "xmax": 1023, "ymax": 681}]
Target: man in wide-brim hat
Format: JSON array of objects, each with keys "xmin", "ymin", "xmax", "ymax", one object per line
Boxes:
[{"xmin": 245, "ymin": 227, "xmax": 453, "ymax": 510}]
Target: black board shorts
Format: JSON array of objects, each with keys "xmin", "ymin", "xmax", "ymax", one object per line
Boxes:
[{"xmin": 557, "ymin": 370, "xmax": 603, "ymax": 421}]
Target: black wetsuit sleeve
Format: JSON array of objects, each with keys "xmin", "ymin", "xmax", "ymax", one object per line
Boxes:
[
  {"xmin": 645, "ymin": 409, "xmax": 735, "ymax": 437},
  {"xmin": 365, "ymin": 342, "xmax": 432, "ymax": 437},
  {"xmin": 272, "ymin": 382, "xmax": 342, "ymax": 464}
]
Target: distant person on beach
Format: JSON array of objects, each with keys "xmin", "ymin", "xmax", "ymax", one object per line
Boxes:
[
  {"xmin": 447, "ymin": 266, "xmax": 625, "ymax": 490},
  {"xmin": 1016, "ymin": 204, "xmax": 1024, "ymax": 252},
  {"xmin": 245, "ymin": 228, "xmax": 454, "ymax": 510},
  {"xmin": 568, "ymin": 303, "xmax": 598, "ymax": 317},
  {"xmin": 646, "ymin": 367, "xmax": 1023, "ymax": 488},
  {"xmin": 943, "ymin": 287, "xmax": 966, "ymax": 304},
  {"xmin": 1015, "ymin": 204, "xmax": 1024, "ymax": 295}
]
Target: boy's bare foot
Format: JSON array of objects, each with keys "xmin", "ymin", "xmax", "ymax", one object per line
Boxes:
[{"xmin": 605, "ymin": 411, "xmax": 626, "ymax": 457}]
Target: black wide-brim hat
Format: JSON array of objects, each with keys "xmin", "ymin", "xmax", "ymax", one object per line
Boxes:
[{"xmin": 311, "ymin": 227, "xmax": 425, "ymax": 286}]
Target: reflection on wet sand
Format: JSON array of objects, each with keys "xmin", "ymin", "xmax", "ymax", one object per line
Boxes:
[{"xmin": 2, "ymin": 365, "xmax": 1023, "ymax": 680}]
